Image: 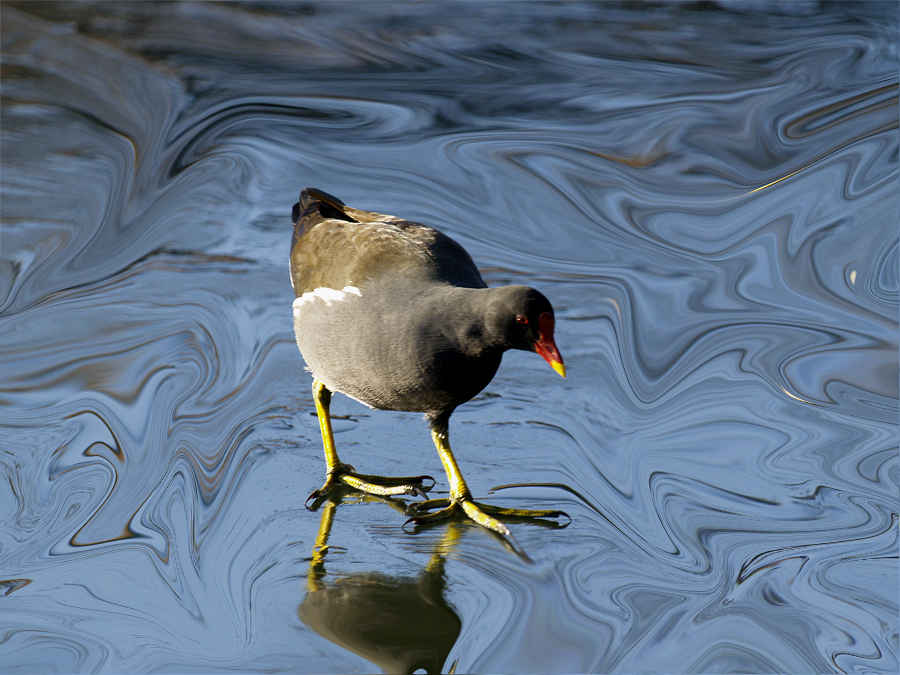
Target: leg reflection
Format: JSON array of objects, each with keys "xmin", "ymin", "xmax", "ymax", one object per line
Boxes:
[{"xmin": 299, "ymin": 491, "xmax": 462, "ymax": 674}]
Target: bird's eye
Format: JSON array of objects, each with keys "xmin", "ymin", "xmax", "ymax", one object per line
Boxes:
[{"xmin": 516, "ymin": 315, "xmax": 528, "ymax": 325}]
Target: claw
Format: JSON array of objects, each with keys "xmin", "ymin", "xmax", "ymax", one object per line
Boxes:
[{"xmin": 305, "ymin": 490, "xmax": 326, "ymax": 510}]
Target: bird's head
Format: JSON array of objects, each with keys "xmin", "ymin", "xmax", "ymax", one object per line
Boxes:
[{"xmin": 487, "ymin": 286, "xmax": 566, "ymax": 377}]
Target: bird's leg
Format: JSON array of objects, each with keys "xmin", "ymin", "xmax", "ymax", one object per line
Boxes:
[
  {"xmin": 406, "ymin": 420, "xmax": 568, "ymax": 535},
  {"xmin": 306, "ymin": 380, "xmax": 434, "ymax": 506}
]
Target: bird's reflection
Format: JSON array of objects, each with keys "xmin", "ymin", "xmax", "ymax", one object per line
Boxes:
[{"xmin": 299, "ymin": 491, "xmax": 461, "ymax": 674}]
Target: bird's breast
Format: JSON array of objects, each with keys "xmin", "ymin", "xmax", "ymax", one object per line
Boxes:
[{"xmin": 292, "ymin": 285, "xmax": 500, "ymax": 414}]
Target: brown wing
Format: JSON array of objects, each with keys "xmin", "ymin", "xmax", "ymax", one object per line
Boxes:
[{"xmin": 289, "ymin": 188, "xmax": 486, "ymax": 297}]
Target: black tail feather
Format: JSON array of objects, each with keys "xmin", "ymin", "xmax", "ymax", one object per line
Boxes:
[
  {"xmin": 301, "ymin": 187, "xmax": 345, "ymax": 209},
  {"xmin": 292, "ymin": 187, "xmax": 354, "ymax": 226}
]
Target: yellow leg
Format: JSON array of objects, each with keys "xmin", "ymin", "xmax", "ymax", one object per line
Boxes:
[
  {"xmin": 405, "ymin": 421, "xmax": 568, "ymax": 536},
  {"xmin": 306, "ymin": 380, "xmax": 434, "ymax": 506},
  {"xmin": 432, "ymin": 427, "xmax": 471, "ymax": 500},
  {"xmin": 314, "ymin": 381, "xmax": 341, "ymax": 473}
]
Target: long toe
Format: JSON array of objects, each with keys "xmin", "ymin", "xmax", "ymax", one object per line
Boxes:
[
  {"xmin": 347, "ymin": 472, "xmax": 435, "ymax": 487},
  {"xmin": 337, "ymin": 469, "xmax": 434, "ymax": 498},
  {"xmin": 404, "ymin": 497, "xmax": 568, "ymax": 535},
  {"xmin": 459, "ymin": 499, "xmax": 512, "ymax": 536},
  {"xmin": 403, "ymin": 502, "xmax": 459, "ymax": 529},
  {"xmin": 475, "ymin": 502, "xmax": 570, "ymax": 523},
  {"xmin": 457, "ymin": 498, "xmax": 571, "ymax": 534},
  {"xmin": 405, "ymin": 498, "xmax": 452, "ymax": 515}
]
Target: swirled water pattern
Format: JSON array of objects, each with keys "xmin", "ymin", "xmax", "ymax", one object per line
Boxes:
[{"xmin": 1, "ymin": 2, "xmax": 897, "ymax": 673}]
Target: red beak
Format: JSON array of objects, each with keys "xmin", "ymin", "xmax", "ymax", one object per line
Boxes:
[{"xmin": 534, "ymin": 312, "xmax": 566, "ymax": 377}]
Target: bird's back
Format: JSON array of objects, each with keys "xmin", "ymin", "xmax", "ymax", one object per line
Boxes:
[{"xmin": 290, "ymin": 188, "xmax": 486, "ymax": 296}]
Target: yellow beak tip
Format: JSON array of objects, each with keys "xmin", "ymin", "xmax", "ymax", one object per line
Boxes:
[{"xmin": 552, "ymin": 362, "xmax": 566, "ymax": 378}]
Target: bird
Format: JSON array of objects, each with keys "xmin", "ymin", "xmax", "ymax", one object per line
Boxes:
[{"xmin": 290, "ymin": 187, "xmax": 567, "ymax": 536}]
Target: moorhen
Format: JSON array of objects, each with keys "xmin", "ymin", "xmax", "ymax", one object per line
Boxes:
[{"xmin": 291, "ymin": 188, "xmax": 566, "ymax": 535}]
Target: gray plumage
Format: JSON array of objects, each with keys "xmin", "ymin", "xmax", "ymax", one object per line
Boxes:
[{"xmin": 290, "ymin": 188, "xmax": 555, "ymax": 423}]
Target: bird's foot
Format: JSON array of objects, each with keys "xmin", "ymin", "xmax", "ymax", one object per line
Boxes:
[
  {"xmin": 305, "ymin": 464, "xmax": 434, "ymax": 508},
  {"xmin": 404, "ymin": 496, "xmax": 569, "ymax": 536}
]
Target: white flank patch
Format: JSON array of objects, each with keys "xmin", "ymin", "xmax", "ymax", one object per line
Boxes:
[{"xmin": 293, "ymin": 286, "xmax": 362, "ymax": 315}]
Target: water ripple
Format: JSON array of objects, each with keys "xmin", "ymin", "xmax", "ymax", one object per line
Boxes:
[{"xmin": 2, "ymin": 2, "xmax": 896, "ymax": 673}]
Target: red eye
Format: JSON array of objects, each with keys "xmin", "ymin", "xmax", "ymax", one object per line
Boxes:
[{"xmin": 516, "ymin": 315, "xmax": 528, "ymax": 325}]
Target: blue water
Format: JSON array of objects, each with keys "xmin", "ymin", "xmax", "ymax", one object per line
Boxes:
[{"xmin": 1, "ymin": 2, "xmax": 897, "ymax": 673}]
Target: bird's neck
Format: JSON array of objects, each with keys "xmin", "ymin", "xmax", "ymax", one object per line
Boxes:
[{"xmin": 436, "ymin": 286, "xmax": 509, "ymax": 356}]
